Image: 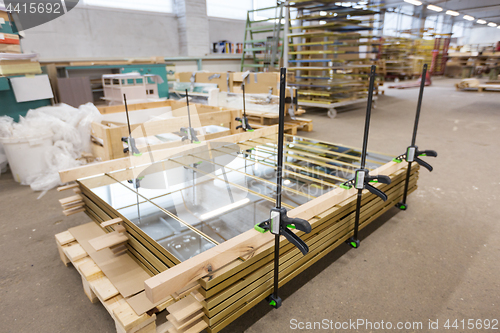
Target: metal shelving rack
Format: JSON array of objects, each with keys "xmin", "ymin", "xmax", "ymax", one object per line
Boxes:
[{"xmin": 284, "ymin": 0, "xmax": 383, "ymax": 118}]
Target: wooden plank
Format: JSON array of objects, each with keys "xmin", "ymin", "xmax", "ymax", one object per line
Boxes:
[
  {"xmin": 55, "ymin": 231, "xmax": 76, "ymax": 245},
  {"xmin": 101, "ymin": 218, "xmax": 123, "ymax": 228},
  {"xmin": 64, "ymin": 243, "xmax": 87, "ymax": 261},
  {"xmin": 166, "ymin": 295, "xmax": 203, "ymax": 323},
  {"xmin": 63, "ymin": 207, "xmax": 86, "ymax": 216},
  {"xmin": 59, "ymin": 126, "xmax": 278, "ymax": 183},
  {"xmin": 167, "ymin": 311, "xmax": 204, "ymax": 331},
  {"xmin": 88, "ymin": 231, "xmax": 129, "ymax": 252},
  {"xmin": 92, "ymin": 275, "xmax": 120, "ymax": 301},
  {"xmin": 59, "ymin": 194, "xmax": 82, "ymax": 205},
  {"xmin": 57, "ymin": 183, "xmax": 79, "ymax": 191}
]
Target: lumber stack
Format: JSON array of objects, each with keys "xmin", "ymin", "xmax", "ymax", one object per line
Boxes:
[{"xmin": 57, "ymin": 128, "xmax": 420, "ymax": 333}]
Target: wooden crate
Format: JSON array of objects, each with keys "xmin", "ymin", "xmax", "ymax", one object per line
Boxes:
[{"xmin": 91, "ymin": 101, "xmax": 242, "ymax": 160}]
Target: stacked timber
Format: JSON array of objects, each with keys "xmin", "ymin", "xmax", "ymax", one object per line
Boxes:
[{"xmin": 57, "ymin": 128, "xmax": 420, "ymax": 333}]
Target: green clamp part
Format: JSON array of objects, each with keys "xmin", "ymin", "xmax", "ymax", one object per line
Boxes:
[
  {"xmin": 248, "ymin": 129, "xmax": 255, "ymax": 132},
  {"xmin": 419, "ymin": 153, "xmax": 427, "ymax": 156},
  {"xmin": 269, "ymin": 300, "xmax": 277, "ymax": 306},
  {"xmin": 196, "ymin": 161, "xmax": 203, "ymax": 165},
  {"xmin": 369, "ymin": 179, "xmax": 379, "ymax": 183},
  {"xmin": 350, "ymin": 241, "xmax": 358, "ymax": 248},
  {"xmin": 138, "ymin": 176, "xmax": 145, "ymax": 180},
  {"xmin": 287, "ymin": 224, "xmax": 296, "ymax": 229},
  {"xmin": 249, "ymin": 147, "xmax": 255, "ymax": 151},
  {"xmin": 339, "ymin": 184, "xmax": 352, "ymax": 190},
  {"xmin": 392, "ymin": 157, "xmax": 402, "ymax": 163},
  {"xmin": 194, "ymin": 141, "xmax": 201, "ymax": 144},
  {"xmin": 133, "ymin": 153, "xmax": 143, "ymax": 157},
  {"xmin": 254, "ymin": 224, "xmax": 268, "ymax": 233}
]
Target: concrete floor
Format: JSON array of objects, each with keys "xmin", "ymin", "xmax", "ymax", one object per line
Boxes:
[{"xmin": 1, "ymin": 78, "xmax": 499, "ymax": 332}]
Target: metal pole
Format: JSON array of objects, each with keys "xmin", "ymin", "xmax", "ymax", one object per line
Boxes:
[
  {"xmin": 283, "ymin": 1, "xmax": 289, "ymax": 69},
  {"xmin": 276, "ymin": 68, "xmax": 287, "ymax": 209},
  {"xmin": 242, "ymin": 83, "xmax": 247, "ymax": 118},
  {"xmin": 185, "ymin": 89, "xmax": 193, "ymax": 143},
  {"xmin": 360, "ymin": 65, "xmax": 376, "ymax": 169},
  {"xmin": 353, "ymin": 65, "xmax": 376, "ymax": 241},
  {"xmin": 402, "ymin": 64, "xmax": 427, "ymax": 204},
  {"xmin": 273, "ymin": 67, "xmax": 287, "ymax": 301},
  {"xmin": 411, "ymin": 64, "xmax": 427, "ymax": 146},
  {"xmin": 123, "ymin": 94, "xmax": 132, "ymax": 136}
]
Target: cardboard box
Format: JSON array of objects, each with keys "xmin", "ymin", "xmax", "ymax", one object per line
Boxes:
[{"xmin": 230, "ymin": 72, "xmax": 280, "ymax": 95}]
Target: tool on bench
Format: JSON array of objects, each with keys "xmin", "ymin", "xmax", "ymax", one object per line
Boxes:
[
  {"xmin": 235, "ymin": 72, "xmax": 254, "ymax": 132},
  {"xmin": 339, "ymin": 65, "xmax": 391, "ymax": 249},
  {"xmin": 121, "ymin": 94, "xmax": 142, "ymax": 156},
  {"xmin": 393, "ymin": 64, "xmax": 437, "ymax": 210},
  {"xmin": 180, "ymin": 89, "xmax": 201, "ymax": 143},
  {"xmin": 254, "ymin": 68, "xmax": 311, "ymax": 309}
]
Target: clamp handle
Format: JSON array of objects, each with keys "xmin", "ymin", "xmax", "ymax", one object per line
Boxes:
[
  {"xmin": 417, "ymin": 149, "xmax": 437, "ymax": 158},
  {"xmin": 282, "ymin": 228, "xmax": 309, "ymax": 255},
  {"xmin": 365, "ymin": 183, "xmax": 388, "ymax": 201},
  {"xmin": 367, "ymin": 174, "xmax": 391, "ymax": 184},
  {"xmin": 285, "ymin": 217, "xmax": 312, "ymax": 233},
  {"xmin": 235, "ymin": 116, "xmax": 253, "ymax": 131},
  {"xmin": 414, "ymin": 157, "xmax": 433, "ymax": 172}
]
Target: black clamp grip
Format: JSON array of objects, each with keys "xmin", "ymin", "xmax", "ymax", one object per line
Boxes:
[
  {"xmin": 235, "ymin": 116, "xmax": 254, "ymax": 132},
  {"xmin": 340, "ymin": 169, "xmax": 392, "ymax": 202},
  {"xmin": 255, "ymin": 207, "xmax": 311, "ymax": 255},
  {"xmin": 394, "ymin": 146, "xmax": 437, "ymax": 171},
  {"xmin": 122, "ymin": 136, "xmax": 142, "ymax": 156}
]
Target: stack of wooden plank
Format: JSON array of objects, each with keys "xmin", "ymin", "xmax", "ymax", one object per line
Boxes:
[{"xmin": 56, "ymin": 127, "xmax": 420, "ymax": 333}]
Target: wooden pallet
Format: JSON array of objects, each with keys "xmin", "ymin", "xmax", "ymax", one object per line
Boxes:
[{"xmin": 55, "ymin": 231, "xmax": 164, "ymax": 333}]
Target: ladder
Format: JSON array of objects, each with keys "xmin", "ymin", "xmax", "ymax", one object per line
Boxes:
[{"xmin": 240, "ymin": 2, "xmax": 285, "ymax": 71}]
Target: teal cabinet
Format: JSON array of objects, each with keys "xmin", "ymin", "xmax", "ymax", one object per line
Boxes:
[{"xmin": 0, "ymin": 76, "xmax": 51, "ymax": 122}]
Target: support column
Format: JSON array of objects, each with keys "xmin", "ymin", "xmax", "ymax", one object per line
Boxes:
[{"xmin": 175, "ymin": 0, "xmax": 210, "ymax": 56}]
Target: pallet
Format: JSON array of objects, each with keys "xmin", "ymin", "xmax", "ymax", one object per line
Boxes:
[{"xmin": 55, "ymin": 230, "xmax": 165, "ymax": 333}]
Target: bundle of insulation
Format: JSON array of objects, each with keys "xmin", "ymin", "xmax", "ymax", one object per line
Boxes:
[{"xmin": 0, "ymin": 103, "xmax": 102, "ymax": 194}]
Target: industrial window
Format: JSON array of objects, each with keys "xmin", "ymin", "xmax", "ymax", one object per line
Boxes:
[
  {"xmin": 83, "ymin": 0, "xmax": 173, "ymax": 13},
  {"xmin": 206, "ymin": 0, "xmax": 253, "ymax": 20}
]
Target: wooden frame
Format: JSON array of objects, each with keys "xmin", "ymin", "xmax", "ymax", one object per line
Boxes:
[
  {"xmin": 59, "ymin": 128, "xmax": 419, "ymax": 333},
  {"xmin": 91, "ymin": 101, "xmax": 242, "ymax": 161}
]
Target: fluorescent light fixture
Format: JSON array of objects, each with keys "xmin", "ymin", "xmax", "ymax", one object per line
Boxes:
[
  {"xmin": 404, "ymin": 0, "xmax": 422, "ymax": 6},
  {"xmin": 427, "ymin": 4, "xmax": 443, "ymax": 12},
  {"xmin": 488, "ymin": 22, "xmax": 497, "ymax": 27},
  {"xmin": 200, "ymin": 198, "xmax": 250, "ymax": 220},
  {"xmin": 477, "ymin": 19, "xmax": 487, "ymax": 24},
  {"xmin": 320, "ymin": 11, "xmax": 327, "ymax": 16},
  {"xmin": 319, "ymin": 20, "xmax": 326, "ymax": 25},
  {"xmin": 446, "ymin": 10, "xmax": 459, "ymax": 16},
  {"xmin": 463, "ymin": 15, "xmax": 474, "ymax": 21},
  {"xmin": 284, "ymin": 179, "xmax": 291, "ymax": 185}
]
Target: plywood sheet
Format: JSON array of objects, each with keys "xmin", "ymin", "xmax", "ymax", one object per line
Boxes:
[{"xmin": 69, "ymin": 223, "xmax": 150, "ymax": 299}]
